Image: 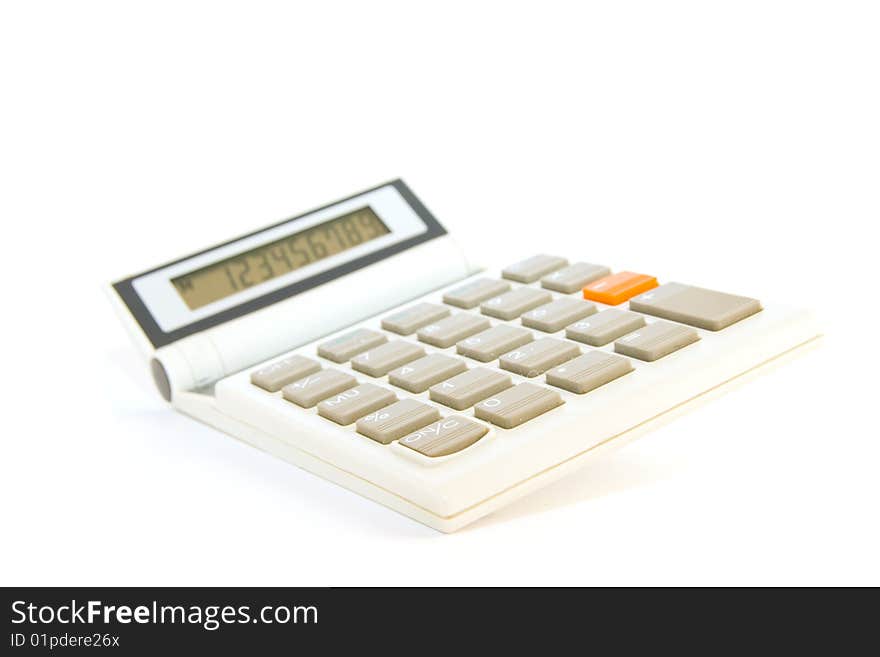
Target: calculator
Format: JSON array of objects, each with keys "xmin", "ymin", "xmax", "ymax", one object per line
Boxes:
[{"xmin": 110, "ymin": 180, "xmax": 820, "ymax": 532}]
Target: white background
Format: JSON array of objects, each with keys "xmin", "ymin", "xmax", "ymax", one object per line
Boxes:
[{"xmin": 1, "ymin": 1, "xmax": 878, "ymax": 586}]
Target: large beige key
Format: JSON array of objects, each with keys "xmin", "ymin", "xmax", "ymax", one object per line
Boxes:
[
  {"xmin": 474, "ymin": 383, "xmax": 563, "ymax": 429},
  {"xmin": 399, "ymin": 416, "xmax": 489, "ymax": 457},
  {"xmin": 282, "ymin": 369, "xmax": 356, "ymax": 408},
  {"xmin": 356, "ymin": 399, "xmax": 441, "ymax": 444},
  {"xmin": 250, "ymin": 355, "xmax": 321, "ymax": 392},
  {"xmin": 499, "ymin": 337, "xmax": 580, "ymax": 377},
  {"xmin": 442, "ymin": 278, "xmax": 511, "ymax": 309},
  {"xmin": 456, "ymin": 324, "xmax": 534, "ymax": 362},
  {"xmin": 565, "ymin": 308, "xmax": 646, "ymax": 346},
  {"xmin": 429, "ymin": 367, "xmax": 513, "ymax": 410},
  {"xmin": 614, "ymin": 321, "xmax": 700, "ymax": 361},
  {"xmin": 317, "ymin": 383, "xmax": 397, "ymax": 425},
  {"xmin": 417, "ymin": 313, "xmax": 490, "ymax": 348},
  {"xmin": 480, "ymin": 287, "xmax": 552, "ymax": 320},
  {"xmin": 351, "ymin": 340, "xmax": 425, "ymax": 377},
  {"xmin": 318, "ymin": 328, "xmax": 387, "ymax": 363},
  {"xmin": 545, "ymin": 351, "xmax": 633, "ymax": 394},
  {"xmin": 521, "ymin": 297, "xmax": 597, "ymax": 333},
  {"xmin": 381, "ymin": 303, "xmax": 450, "ymax": 335},
  {"xmin": 388, "ymin": 354, "xmax": 468, "ymax": 393},
  {"xmin": 502, "ymin": 255, "xmax": 568, "ymax": 283},
  {"xmin": 540, "ymin": 262, "xmax": 610, "ymax": 293},
  {"xmin": 629, "ymin": 282, "xmax": 762, "ymax": 330}
]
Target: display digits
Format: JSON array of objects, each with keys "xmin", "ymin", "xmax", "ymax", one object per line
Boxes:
[{"xmin": 171, "ymin": 207, "xmax": 389, "ymax": 310}]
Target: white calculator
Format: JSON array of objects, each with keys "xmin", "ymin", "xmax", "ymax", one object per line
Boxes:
[{"xmin": 110, "ymin": 180, "xmax": 820, "ymax": 532}]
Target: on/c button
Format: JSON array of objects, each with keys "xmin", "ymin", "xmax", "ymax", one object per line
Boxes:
[{"xmin": 582, "ymin": 271, "xmax": 658, "ymax": 305}]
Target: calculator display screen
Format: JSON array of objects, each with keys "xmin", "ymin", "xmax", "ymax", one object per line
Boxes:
[{"xmin": 170, "ymin": 207, "xmax": 390, "ymax": 310}]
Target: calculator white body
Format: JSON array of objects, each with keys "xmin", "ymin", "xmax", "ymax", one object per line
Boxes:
[{"xmin": 110, "ymin": 180, "xmax": 820, "ymax": 532}]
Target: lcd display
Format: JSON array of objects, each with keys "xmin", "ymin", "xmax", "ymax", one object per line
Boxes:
[{"xmin": 171, "ymin": 207, "xmax": 390, "ymax": 310}]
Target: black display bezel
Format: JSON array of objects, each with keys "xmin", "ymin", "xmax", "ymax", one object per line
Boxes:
[{"xmin": 112, "ymin": 179, "xmax": 447, "ymax": 349}]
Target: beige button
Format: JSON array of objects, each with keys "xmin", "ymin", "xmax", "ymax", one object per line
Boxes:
[
  {"xmin": 502, "ymin": 255, "xmax": 568, "ymax": 283},
  {"xmin": 499, "ymin": 337, "xmax": 581, "ymax": 377},
  {"xmin": 388, "ymin": 354, "xmax": 468, "ymax": 393},
  {"xmin": 456, "ymin": 324, "xmax": 534, "ymax": 362},
  {"xmin": 316, "ymin": 383, "xmax": 397, "ymax": 425},
  {"xmin": 442, "ymin": 278, "xmax": 511, "ymax": 309},
  {"xmin": 614, "ymin": 321, "xmax": 700, "ymax": 361},
  {"xmin": 481, "ymin": 287, "xmax": 552, "ymax": 320},
  {"xmin": 521, "ymin": 297, "xmax": 597, "ymax": 333},
  {"xmin": 566, "ymin": 308, "xmax": 646, "ymax": 346},
  {"xmin": 250, "ymin": 355, "xmax": 321, "ymax": 392},
  {"xmin": 545, "ymin": 351, "xmax": 633, "ymax": 394},
  {"xmin": 399, "ymin": 416, "xmax": 489, "ymax": 457},
  {"xmin": 381, "ymin": 303, "xmax": 450, "ymax": 335},
  {"xmin": 417, "ymin": 313, "xmax": 490, "ymax": 348},
  {"xmin": 351, "ymin": 340, "xmax": 425, "ymax": 377},
  {"xmin": 282, "ymin": 369, "xmax": 356, "ymax": 408},
  {"xmin": 541, "ymin": 262, "xmax": 611, "ymax": 293},
  {"xmin": 429, "ymin": 367, "xmax": 513, "ymax": 410},
  {"xmin": 475, "ymin": 383, "xmax": 564, "ymax": 429},
  {"xmin": 318, "ymin": 328, "xmax": 387, "ymax": 363},
  {"xmin": 629, "ymin": 282, "xmax": 762, "ymax": 331},
  {"xmin": 356, "ymin": 399, "xmax": 441, "ymax": 444}
]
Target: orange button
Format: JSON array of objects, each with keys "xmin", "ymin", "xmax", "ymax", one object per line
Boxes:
[{"xmin": 582, "ymin": 271, "xmax": 658, "ymax": 305}]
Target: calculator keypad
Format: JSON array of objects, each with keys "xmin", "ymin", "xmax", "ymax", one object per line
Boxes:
[
  {"xmin": 614, "ymin": 321, "xmax": 699, "ymax": 361},
  {"xmin": 388, "ymin": 354, "xmax": 467, "ymax": 393},
  {"xmin": 475, "ymin": 383, "xmax": 563, "ymax": 429},
  {"xmin": 282, "ymin": 369, "xmax": 357, "ymax": 408},
  {"xmin": 351, "ymin": 340, "xmax": 425, "ymax": 377},
  {"xmin": 247, "ymin": 253, "xmax": 764, "ymax": 463},
  {"xmin": 317, "ymin": 383, "xmax": 397, "ymax": 425},
  {"xmin": 357, "ymin": 399, "xmax": 441, "ymax": 444}
]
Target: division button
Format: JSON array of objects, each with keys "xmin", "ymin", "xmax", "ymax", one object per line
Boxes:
[
  {"xmin": 541, "ymin": 262, "xmax": 611, "ymax": 293},
  {"xmin": 628, "ymin": 282, "xmax": 762, "ymax": 331},
  {"xmin": 614, "ymin": 321, "xmax": 700, "ymax": 362}
]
